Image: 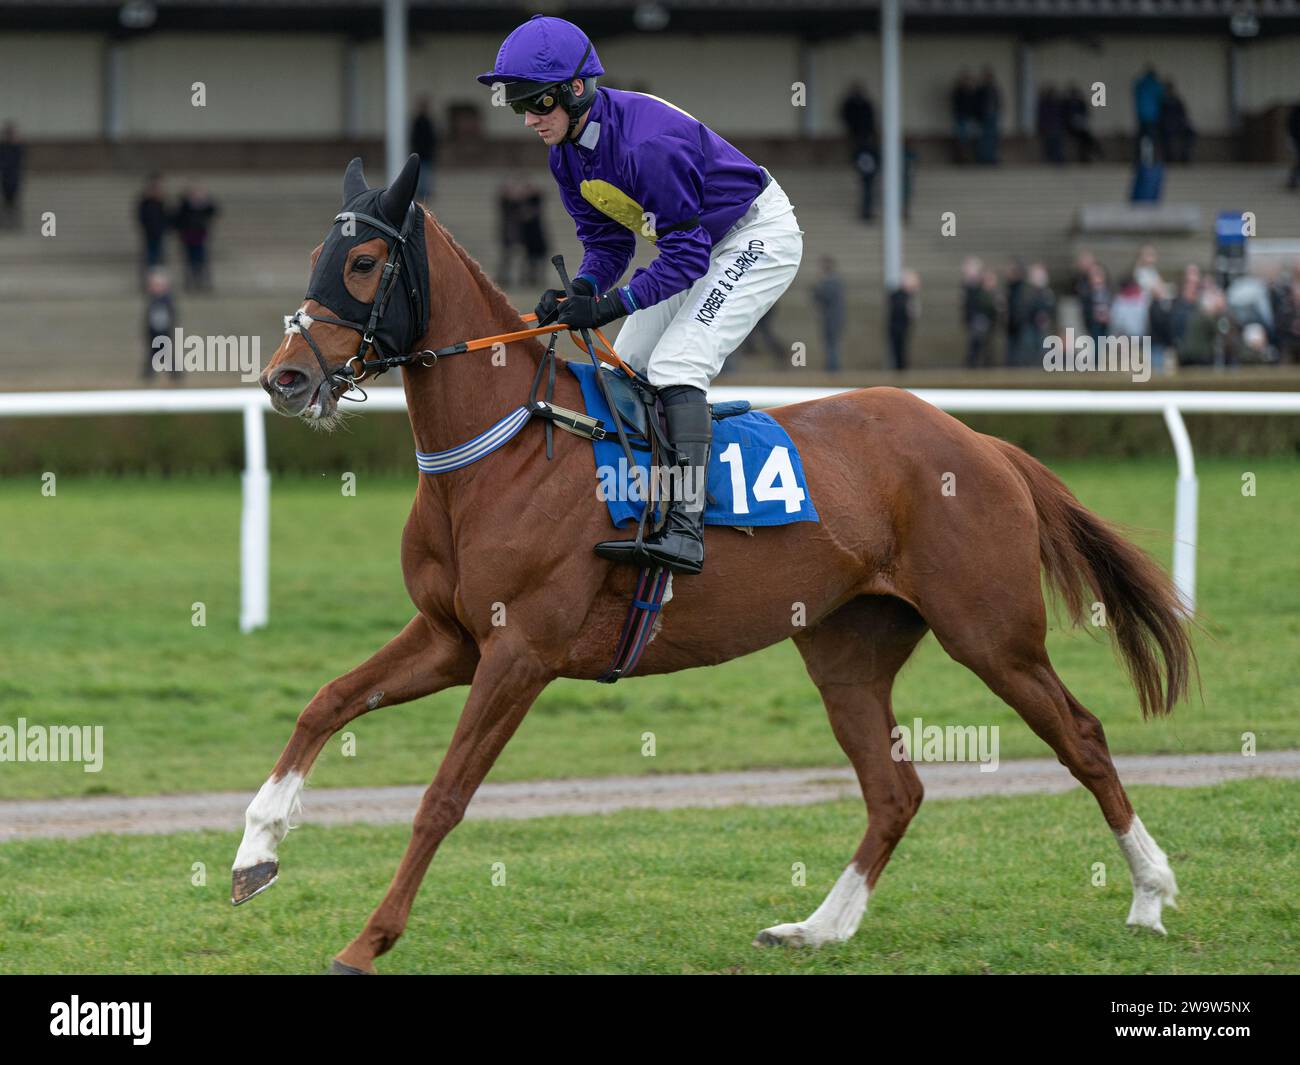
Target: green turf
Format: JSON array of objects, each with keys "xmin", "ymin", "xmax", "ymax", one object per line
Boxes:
[
  {"xmin": 0, "ymin": 778, "xmax": 1294, "ymax": 974},
  {"xmin": 0, "ymin": 457, "xmax": 1297, "ymax": 800}
]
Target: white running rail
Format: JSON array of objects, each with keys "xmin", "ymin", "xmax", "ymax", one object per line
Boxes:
[{"xmin": 3, "ymin": 385, "xmax": 1298, "ymax": 630}]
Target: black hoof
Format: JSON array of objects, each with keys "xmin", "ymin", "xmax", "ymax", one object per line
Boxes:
[
  {"xmin": 329, "ymin": 959, "xmax": 373, "ymax": 975},
  {"xmin": 231, "ymin": 861, "xmax": 278, "ymax": 905}
]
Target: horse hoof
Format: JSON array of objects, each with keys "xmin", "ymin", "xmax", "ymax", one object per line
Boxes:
[
  {"xmin": 231, "ymin": 861, "xmax": 278, "ymax": 905},
  {"xmin": 329, "ymin": 959, "xmax": 374, "ymax": 975},
  {"xmin": 753, "ymin": 922, "xmax": 812, "ymax": 948}
]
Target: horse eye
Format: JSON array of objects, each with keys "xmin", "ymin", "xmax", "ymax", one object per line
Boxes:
[{"xmin": 353, "ymin": 257, "xmax": 376, "ymax": 273}]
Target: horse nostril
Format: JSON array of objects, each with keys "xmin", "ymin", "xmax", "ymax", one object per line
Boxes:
[{"xmin": 267, "ymin": 368, "xmax": 307, "ymax": 396}]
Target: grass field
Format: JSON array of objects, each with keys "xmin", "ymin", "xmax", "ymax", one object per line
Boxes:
[
  {"xmin": 0, "ymin": 777, "xmax": 1294, "ymax": 974},
  {"xmin": 1, "ymin": 456, "xmax": 1297, "ymax": 800}
]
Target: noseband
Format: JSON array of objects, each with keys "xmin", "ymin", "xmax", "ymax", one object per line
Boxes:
[{"xmin": 286, "ymin": 204, "xmax": 431, "ymax": 402}]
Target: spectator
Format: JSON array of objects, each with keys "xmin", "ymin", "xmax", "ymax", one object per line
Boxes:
[
  {"xmin": 1065, "ymin": 84, "xmax": 1102, "ymax": 163},
  {"xmin": 0, "ymin": 121, "xmax": 23, "ymax": 230},
  {"xmin": 1036, "ymin": 86, "xmax": 1066, "ymax": 165},
  {"xmin": 975, "ymin": 66, "xmax": 1002, "ymax": 165},
  {"xmin": 1004, "ymin": 258, "xmax": 1028, "ymax": 364},
  {"xmin": 840, "ymin": 81, "xmax": 877, "ymax": 154},
  {"xmin": 174, "ymin": 183, "xmax": 218, "ymax": 292},
  {"xmin": 496, "ymin": 176, "xmax": 526, "ymax": 286},
  {"xmin": 811, "ymin": 256, "xmax": 846, "ymax": 373},
  {"xmin": 1133, "ymin": 66, "xmax": 1164, "ymax": 162},
  {"xmin": 1148, "ymin": 280, "xmax": 1175, "ymax": 374},
  {"xmin": 137, "ymin": 173, "xmax": 170, "ymax": 277},
  {"xmin": 1110, "ymin": 274, "xmax": 1151, "ymax": 340},
  {"xmin": 1226, "ymin": 272, "xmax": 1275, "ymax": 337},
  {"xmin": 1275, "ymin": 278, "xmax": 1300, "ymax": 362},
  {"xmin": 1133, "ymin": 244, "xmax": 1164, "ymax": 296},
  {"xmin": 887, "ymin": 269, "xmax": 920, "ymax": 371},
  {"xmin": 496, "ymin": 175, "xmax": 548, "ymax": 287},
  {"xmin": 1072, "ymin": 250, "xmax": 1098, "ymax": 305},
  {"xmin": 1180, "ymin": 287, "xmax": 1229, "ymax": 368},
  {"xmin": 952, "ymin": 71, "xmax": 980, "ymax": 164},
  {"xmin": 410, "ymin": 96, "xmax": 439, "ymax": 203},
  {"xmin": 1168, "ymin": 269, "xmax": 1201, "ymax": 356},
  {"xmin": 1021, "ymin": 263, "xmax": 1056, "ymax": 365},
  {"xmin": 1084, "ymin": 262, "xmax": 1112, "ymax": 342},
  {"xmin": 1288, "ymin": 100, "xmax": 1300, "ymax": 190},
  {"xmin": 841, "ymin": 83, "xmax": 878, "ymax": 221},
  {"xmin": 143, "ymin": 269, "xmax": 177, "ymax": 383},
  {"xmin": 1158, "ymin": 81, "xmax": 1195, "ymax": 164},
  {"xmin": 965, "ymin": 267, "xmax": 999, "ymax": 369},
  {"xmin": 1236, "ymin": 321, "xmax": 1276, "ymax": 365},
  {"xmin": 960, "ymin": 255, "xmax": 983, "ymax": 332},
  {"xmin": 515, "ymin": 178, "xmax": 549, "ymax": 288}
]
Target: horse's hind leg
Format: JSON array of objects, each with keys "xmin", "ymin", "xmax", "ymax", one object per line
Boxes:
[
  {"xmin": 231, "ymin": 613, "xmax": 477, "ymax": 904},
  {"xmin": 755, "ymin": 596, "xmax": 928, "ymax": 948},
  {"xmin": 961, "ymin": 648, "xmax": 1176, "ymax": 933},
  {"xmin": 920, "ymin": 582, "xmax": 1178, "ymax": 933}
]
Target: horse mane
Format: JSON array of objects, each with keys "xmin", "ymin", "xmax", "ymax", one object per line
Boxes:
[{"xmin": 427, "ymin": 212, "xmax": 548, "ymax": 359}]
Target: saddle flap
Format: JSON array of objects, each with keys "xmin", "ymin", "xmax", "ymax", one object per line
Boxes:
[{"xmin": 599, "ymin": 367, "xmax": 652, "ymax": 441}]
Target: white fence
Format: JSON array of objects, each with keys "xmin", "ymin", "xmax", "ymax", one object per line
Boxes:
[{"xmin": 3, "ymin": 385, "xmax": 1299, "ymax": 630}]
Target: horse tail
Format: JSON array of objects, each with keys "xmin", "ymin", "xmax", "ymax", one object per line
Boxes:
[{"xmin": 990, "ymin": 438, "xmax": 1196, "ymax": 719}]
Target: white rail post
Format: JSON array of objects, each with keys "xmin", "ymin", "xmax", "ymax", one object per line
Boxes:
[
  {"xmin": 240, "ymin": 399, "xmax": 270, "ymax": 632},
  {"xmin": 1162, "ymin": 404, "xmax": 1197, "ymax": 616}
]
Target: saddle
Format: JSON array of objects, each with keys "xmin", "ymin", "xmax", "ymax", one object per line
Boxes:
[{"xmin": 601, "ymin": 367, "xmax": 751, "ymax": 450}]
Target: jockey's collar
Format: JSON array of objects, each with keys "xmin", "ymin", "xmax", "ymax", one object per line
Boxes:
[{"xmin": 575, "ymin": 117, "xmax": 601, "ymax": 150}]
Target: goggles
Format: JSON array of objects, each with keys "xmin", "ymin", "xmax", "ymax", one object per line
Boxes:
[{"xmin": 510, "ymin": 85, "xmax": 563, "ymax": 116}]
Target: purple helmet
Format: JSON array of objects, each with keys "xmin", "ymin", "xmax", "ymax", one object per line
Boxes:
[{"xmin": 476, "ymin": 14, "xmax": 604, "ymax": 90}]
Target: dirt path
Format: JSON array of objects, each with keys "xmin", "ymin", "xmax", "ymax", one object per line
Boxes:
[{"xmin": 2, "ymin": 750, "xmax": 1296, "ymax": 842}]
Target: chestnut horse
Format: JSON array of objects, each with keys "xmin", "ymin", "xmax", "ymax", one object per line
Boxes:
[{"xmin": 234, "ymin": 158, "xmax": 1194, "ymax": 973}]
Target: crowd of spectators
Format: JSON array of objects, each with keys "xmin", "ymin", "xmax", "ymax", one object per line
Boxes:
[
  {"xmin": 136, "ymin": 172, "xmax": 219, "ymax": 291},
  {"xmin": 960, "ymin": 245, "xmax": 1300, "ymax": 371}
]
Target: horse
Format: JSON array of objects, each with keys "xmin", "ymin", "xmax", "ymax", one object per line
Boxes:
[{"xmin": 234, "ymin": 155, "xmax": 1195, "ymax": 973}]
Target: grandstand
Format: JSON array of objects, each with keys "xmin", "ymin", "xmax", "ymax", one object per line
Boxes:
[
  {"xmin": 1, "ymin": 0, "xmax": 1299, "ymax": 387},
  {"xmin": 3, "ymin": 162, "xmax": 1296, "ymax": 387}
]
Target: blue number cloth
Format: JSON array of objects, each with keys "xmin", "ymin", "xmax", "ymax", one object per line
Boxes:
[{"xmin": 567, "ymin": 361, "xmax": 820, "ymax": 529}]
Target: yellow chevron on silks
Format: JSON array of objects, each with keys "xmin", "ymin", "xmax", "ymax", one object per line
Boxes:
[
  {"xmin": 580, "ymin": 179, "xmax": 659, "ymax": 243},
  {"xmin": 630, "ymin": 91, "xmax": 697, "ymax": 120}
]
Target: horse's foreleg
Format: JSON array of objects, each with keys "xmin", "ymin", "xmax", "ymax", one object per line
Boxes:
[
  {"xmin": 331, "ymin": 639, "xmax": 552, "ymax": 973},
  {"xmin": 756, "ymin": 596, "xmax": 929, "ymax": 948},
  {"xmin": 231, "ymin": 614, "xmax": 477, "ymax": 904}
]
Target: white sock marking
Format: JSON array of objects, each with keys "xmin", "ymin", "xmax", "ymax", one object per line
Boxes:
[
  {"xmin": 1114, "ymin": 813, "xmax": 1178, "ymax": 934},
  {"xmin": 233, "ymin": 771, "xmax": 305, "ymax": 870}
]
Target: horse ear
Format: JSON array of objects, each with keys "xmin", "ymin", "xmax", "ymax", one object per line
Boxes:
[
  {"xmin": 378, "ymin": 154, "xmax": 420, "ymax": 225},
  {"xmin": 343, "ymin": 157, "xmax": 368, "ymax": 205}
]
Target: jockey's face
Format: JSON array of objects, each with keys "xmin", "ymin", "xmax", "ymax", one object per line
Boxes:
[{"xmin": 523, "ymin": 79, "xmax": 588, "ymax": 146}]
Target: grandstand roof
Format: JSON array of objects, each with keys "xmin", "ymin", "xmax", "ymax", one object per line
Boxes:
[{"xmin": 1, "ymin": 0, "xmax": 1296, "ymax": 34}]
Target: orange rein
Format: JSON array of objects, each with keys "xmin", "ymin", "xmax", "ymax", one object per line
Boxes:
[{"xmin": 452, "ymin": 315, "xmax": 634, "ymax": 378}]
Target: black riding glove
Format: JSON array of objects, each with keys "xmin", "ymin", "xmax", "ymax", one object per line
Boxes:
[
  {"xmin": 535, "ymin": 276, "xmax": 595, "ymax": 325},
  {"xmin": 556, "ymin": 290, "xmax": 628, "ymax": 330}
]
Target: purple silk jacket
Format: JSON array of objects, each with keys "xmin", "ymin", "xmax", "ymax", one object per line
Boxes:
[{"xmin": 548, "ymin": 87, "xmax": 767, "ymax": 313}]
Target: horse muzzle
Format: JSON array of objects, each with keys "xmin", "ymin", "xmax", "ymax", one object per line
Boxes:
[{"xmin": 261, "ymin": 364, "xmax": 334, "ymax": 420}]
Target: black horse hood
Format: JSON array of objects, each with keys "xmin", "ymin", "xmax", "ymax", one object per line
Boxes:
[{"xmin": 303, "ymin": 155, "xmax": 430, "ymax": 359}]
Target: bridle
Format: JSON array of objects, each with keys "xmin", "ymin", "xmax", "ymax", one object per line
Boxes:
[
  {"xmin": 281, "ymin": 201, "xmax": 639, "ymax": 414},
  {"xmin": 286, "ymin": 202, "xmax": 431, "ymax": 402}
]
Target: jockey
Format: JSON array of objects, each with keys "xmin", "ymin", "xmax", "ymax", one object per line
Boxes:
[{"xmin": 478, "ymin": 14, "xmax": 804, "ymax": 575}]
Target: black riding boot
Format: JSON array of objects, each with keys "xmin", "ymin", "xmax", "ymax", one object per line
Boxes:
[{"xmin": 595, "ymin": 385, "xmax": 712, "ymax": 574}]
